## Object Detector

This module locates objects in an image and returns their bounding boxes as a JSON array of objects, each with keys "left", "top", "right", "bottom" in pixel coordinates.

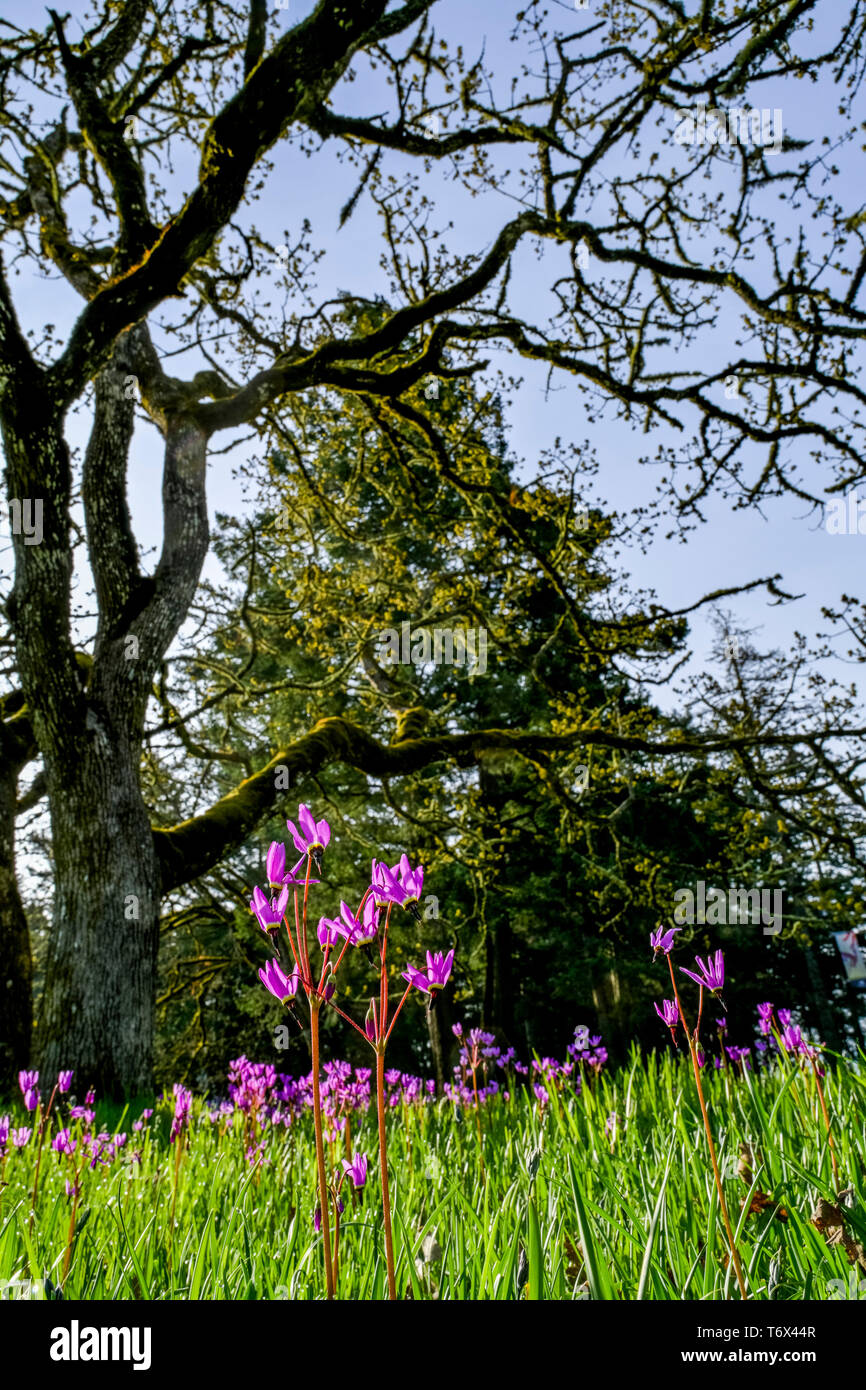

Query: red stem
[
  {"left": 310, "top": 1003, "right": 335, "bottom": 1300},
  {"left": 385, "top": 983, "right": 414, "bottom": 1043},
  {"left": 376, "top": 1049, "right": 397, "bottom": 1300},
  {"left": 667, "top": 955, "right": 748, "bottom": 1300},
  {"left": 326, "top": 999, "right": 373, "bottom": 1043}
]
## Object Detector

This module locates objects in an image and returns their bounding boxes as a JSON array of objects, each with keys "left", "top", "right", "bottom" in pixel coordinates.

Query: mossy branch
[{"left": 152, "top": 712, "right": 866, "bottom": 892}]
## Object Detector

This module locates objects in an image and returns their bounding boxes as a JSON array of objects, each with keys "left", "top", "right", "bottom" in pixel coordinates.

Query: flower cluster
[
  {"left": 170, "top": 1085, "right": 193, "bottom": 1144},
  {"left": 250, "top": 806, "right": 454, "bottom": 1034}
]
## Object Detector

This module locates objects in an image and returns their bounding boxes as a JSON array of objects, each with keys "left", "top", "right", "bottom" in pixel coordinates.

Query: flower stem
[
  {"left": 376, "top": 1048, "right": 397, "bottom": 1300},
  {"left": 167, "top": 1134, "right": 183, "bottom": 1280},
  {"left": 667, "top": 956, "right": 748, "bottom": 1299},
  {"left": 471, "top": 1065, "right": 486, "bottom": 1182},
  {"left": 61, "top": 1165, "right": 81, "bottom": 1288},
  {"left": 809, "top": 1056, "right": 840, "bottom": 1189},
  {"left": 310, "top": 1002, "right": 334, "bottom": 1300},
  {"left": 29, "top": 1084, "right": 58, "bottom": 1223},
  {"left": 331, "top": 1191, "right": 342, "bottom": 1292}
]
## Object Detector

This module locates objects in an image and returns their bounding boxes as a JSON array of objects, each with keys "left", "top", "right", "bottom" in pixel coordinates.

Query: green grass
[{"left": 2, "top": 1047, "right": 864, "bottom": 1300}]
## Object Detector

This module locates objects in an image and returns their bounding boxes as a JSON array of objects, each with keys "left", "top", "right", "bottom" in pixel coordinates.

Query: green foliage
[
  {"left": 150, "top": 339, "right": 862, "bottom": 1082},
  {"left": 2, "top": 1048, "right": 864, "bottom": 1300}
]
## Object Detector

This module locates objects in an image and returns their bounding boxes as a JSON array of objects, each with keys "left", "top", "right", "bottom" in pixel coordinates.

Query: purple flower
[
  {"left": 314, "top": 1200, "right": 343, "bottom": 1233},
  {"left": 777, "top": 1008, "right": 792, "bottom": 1028},
  {"left": 341, "top": 1151, "right": 368, "bottom": 1188},
  {"left": 250, "top": 884, "right": 289, "bottom": 933},
  {"left": 334, "top": 900, "right": 378, "bottom": 946},
  {"left": 18, "top": 1070, "right": 38, "bottom": 1095},
  {"left": 170, "top": 1085, "right": 193, "bottom": 1144},
  {"left": 397, "top": 854, "right": 424, "bottom": 917},
  {"left": 780, "top": 1024, "right": 803, "bottom": 1053},
  {"left": 317, "top": 916, "right": 341, "bottom": 948},
  {"left": 286, "top": 804, "right": 331, "bottom": 869},
  {"left": 11, "top": 1127, "right": 31, "bottom": 1148},
  {"left": 57, "top": 1070, "right": 74, "bottom": 1093},
  {"left": 370, "top": 858, "right": 407, "bottom": 909},
  {"left": 266, "top": 841, "right": 287, "bottom": 888},
  {"left": 361, "top": 896, "right": 380, "bottom": 940},
  {"left": 654, "top": 998, "right": 679, "bottom": 1029},
  {"left": 52, "top": 1129, "right": 76, "bottom": 1155},
  {"left": 756, "top": 1001, "right": 774, "bottom": 1034},
  {"left": 650, "top": 924, "right": 681, "bottom": 957},
  {"left": 259, "top": 958, "right": 301, "bottom": 1005},
  {"left": 402, "top": 949, "right": 455, "bottom": 995},
  {"left": 24, "top": 1087, "right": 40, "bottom": 1113},
  {"left": 680, "top": 949, "right": 725, "bottom": 994}
]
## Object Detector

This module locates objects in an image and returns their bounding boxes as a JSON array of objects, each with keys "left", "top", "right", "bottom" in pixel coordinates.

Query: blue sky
[{"left": 2, "top": 0, "right": 863, "bottom": 717}]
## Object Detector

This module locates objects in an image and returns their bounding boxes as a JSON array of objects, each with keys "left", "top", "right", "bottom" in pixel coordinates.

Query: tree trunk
[
  {"left": 0, "top": 766, "right": 33, "bottom": 1082},
  {"left": 3, "top": 351, "right": 210, "bottom": 1096},
  {"left": 478, "top": 763, "right": 516, "bottom": 1042},
  {"left": 591, "top": 938, "right": 631, "bottom": 1062},
  {"left": 803, "top": 944, "right": 842, "bottom": 1053},
  {"left": 425, "top": 988, "right": 454, "bottom": 1095},
  {"left": 37, "top": 729, "right": 160, "bottom": 1097},
  {"left": 483, "top": 917, "right": 515, "bottom": 1041}
]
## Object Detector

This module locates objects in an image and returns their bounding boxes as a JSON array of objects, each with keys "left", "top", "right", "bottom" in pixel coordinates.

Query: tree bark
[
  {"left": 37, "top": 730, "right": 160, "bottom": 1096},
  {"left": 479, "top": 763, "right": 516, "bottom": 1042},
  {"left": 483, "top": 917, "right": 515, "bottom": 1042},
  {"left": 425, "top": 987, "right": 454, "bottom": 1095},
  {"left": 803, "top": 944, "right": 843, "bottom": 1053},
  {"left": 591, "top": 938, "right": 631, "bottom": 1062},
  {"left": 3, "top": 346, "right": 210, "bottom": 1095},
  {"left": 0, "top": 765, "right": 33, "bottom": 1082}
]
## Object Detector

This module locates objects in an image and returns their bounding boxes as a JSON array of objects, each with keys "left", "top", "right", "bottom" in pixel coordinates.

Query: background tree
[
  {"left": 146, "top": 353, "right": 865, "bottom": 1085},
  {"left": 2, "top": 0, "right": 866, "bottom": 1091}
]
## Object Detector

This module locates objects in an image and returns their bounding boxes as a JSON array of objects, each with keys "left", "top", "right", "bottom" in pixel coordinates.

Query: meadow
[{"left": 2, "top": 1032, "right": 864, "bottom": 1302}]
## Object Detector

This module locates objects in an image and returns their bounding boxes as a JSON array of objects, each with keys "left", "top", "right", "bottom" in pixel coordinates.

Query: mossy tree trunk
[
  {"left": 4, "top": 348, "right": 210, "bottom": 1095},
  {"left": 0, "top": 761, "right": 33, "bottom": 1081},
  {"left": 38, "top": 733, "right": 161, "bottom": 1094}
]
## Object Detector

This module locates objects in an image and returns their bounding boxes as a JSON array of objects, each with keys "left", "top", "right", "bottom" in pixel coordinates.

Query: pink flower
[{"left": 402, "top": 949, "right": 454, "bottom": 995}]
